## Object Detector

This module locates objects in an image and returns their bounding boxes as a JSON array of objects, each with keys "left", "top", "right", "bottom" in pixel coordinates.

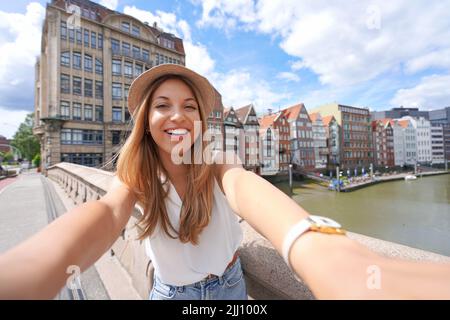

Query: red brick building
[{"left": 372, "top": 119, "right": 395, "bottom": 167}]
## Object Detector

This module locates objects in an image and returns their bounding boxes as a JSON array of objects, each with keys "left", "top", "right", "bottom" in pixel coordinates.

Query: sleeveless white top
[{"left": 144, "top": 178, "right": 243, "bottom": 286}]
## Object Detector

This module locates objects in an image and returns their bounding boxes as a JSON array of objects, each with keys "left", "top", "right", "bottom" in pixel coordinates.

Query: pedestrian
[{"left": 0, "top": 64, "right": 449, "bottom": 300}]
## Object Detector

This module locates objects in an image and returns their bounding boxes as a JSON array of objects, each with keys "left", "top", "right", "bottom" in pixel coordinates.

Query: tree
[{"left": 11, "top": 113, "right": 40, "bottom": 161}]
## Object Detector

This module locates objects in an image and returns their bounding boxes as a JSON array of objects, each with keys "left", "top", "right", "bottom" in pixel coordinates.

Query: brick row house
[
  {"left": 258, "top": 112, "right": 290, "bottom": 175},
  {"left": 281, "top": 104, "right": 315, "bottom": 171},
  {"left": 371, "top": 119, "right": 395, "bottom": 167},
  {"left": 322, "top": 115, "right": 340, "bottom": 169}
]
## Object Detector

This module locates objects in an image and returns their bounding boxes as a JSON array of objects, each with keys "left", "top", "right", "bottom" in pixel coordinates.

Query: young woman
[{"left": 0, "top": 64, "right": 449, "bottom": 300}]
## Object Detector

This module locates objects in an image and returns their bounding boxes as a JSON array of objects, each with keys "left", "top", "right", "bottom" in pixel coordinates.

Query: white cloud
[
  {"left": 0, "top": 107, "right": 29, "bottom": 139},
  {"left": 195, "top": 0, "right": 450, "bottom": 87},
  {"left": 98, "top": 0, "right": 119, "bottom": 11},
  {"left": 276, "top": 72, "right": 300, "bottom": 82},
  {"left": 390, "top": 74, "right": 450, "bottom": 110},
  {"left": 0, "top": 2, "right": 45, "bottom": 111},
  {"left": 124, "top": 6, "right": 288, "bottom": 111}
]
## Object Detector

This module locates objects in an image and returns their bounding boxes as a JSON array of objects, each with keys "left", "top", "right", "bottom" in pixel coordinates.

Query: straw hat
[{"left": 127, "top": 64, "right": 216, "bottom": 117}]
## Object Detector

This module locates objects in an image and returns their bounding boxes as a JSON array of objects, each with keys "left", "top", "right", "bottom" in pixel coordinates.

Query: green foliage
[
  {"left": 33, "top": 153, "right": 41, "bottom": 167},
  {"left": 11, "top": 113, "right": 40, "bottom": 161},
  {"left": 2, "top": 151, "right": 14, "bottom": 162}
]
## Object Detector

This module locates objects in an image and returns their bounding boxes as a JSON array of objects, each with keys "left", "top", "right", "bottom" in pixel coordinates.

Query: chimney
[{"left": 153, "top": 21, "right": 157, "bottom": 28}]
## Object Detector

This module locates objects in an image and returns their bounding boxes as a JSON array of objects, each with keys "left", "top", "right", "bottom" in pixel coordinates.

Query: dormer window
[
  {"left": 121, "top": 21, "right": 130, "bottom": 33},
  {"left": 132, "top": 24, "right": 140, "bottom": 37}
]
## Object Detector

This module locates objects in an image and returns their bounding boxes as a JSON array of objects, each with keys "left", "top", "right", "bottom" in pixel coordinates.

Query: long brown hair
[{"left": 116, "top": 75, "right": 215, "bottom": 245}]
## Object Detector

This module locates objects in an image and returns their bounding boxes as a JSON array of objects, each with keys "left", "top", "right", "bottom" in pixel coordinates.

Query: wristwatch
[{"left": 282, "top": 215, "right": 346, "bottom": 278}]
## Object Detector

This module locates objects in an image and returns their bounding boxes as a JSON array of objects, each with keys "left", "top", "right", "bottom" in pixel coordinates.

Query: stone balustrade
[{"left": 47, "top": 162, "right": 450, "bottom": 300}]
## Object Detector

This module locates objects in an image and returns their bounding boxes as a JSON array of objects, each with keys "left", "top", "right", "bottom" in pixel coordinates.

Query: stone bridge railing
[{"left": 47, "top": 162, "right": 450, "bottom": 300}]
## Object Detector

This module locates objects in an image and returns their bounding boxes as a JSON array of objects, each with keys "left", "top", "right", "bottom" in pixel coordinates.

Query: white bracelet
[
  {"left": 282, "top": 215, "right": 345, "bottom": 281},
  {"left": 281, "top": 217, "right": 314, "bottom": 280}
]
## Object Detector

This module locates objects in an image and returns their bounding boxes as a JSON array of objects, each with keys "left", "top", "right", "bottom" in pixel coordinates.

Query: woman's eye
[
  {"left": 185, "top": 105, "right": 197, "bottom": 110},
  {"left": 155, "top": 104, "right": 169, "bottom": 109}
]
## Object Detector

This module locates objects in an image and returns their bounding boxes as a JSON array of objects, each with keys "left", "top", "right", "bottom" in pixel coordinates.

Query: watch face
[{"left": 309, "top": 215, "right": 342, "bottom": 228}]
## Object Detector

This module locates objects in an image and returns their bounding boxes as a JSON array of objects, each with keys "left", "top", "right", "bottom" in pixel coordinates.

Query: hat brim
[{"left": 127, "top": 64, "right": 216, "bottom": 118}]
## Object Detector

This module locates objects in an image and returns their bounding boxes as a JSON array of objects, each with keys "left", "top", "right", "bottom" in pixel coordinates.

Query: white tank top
[{"left": 144, "top": 178, "right": 243, "bottom": 286}]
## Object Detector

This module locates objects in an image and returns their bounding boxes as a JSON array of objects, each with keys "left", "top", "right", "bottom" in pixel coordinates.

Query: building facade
[
  {"left": 281, "top": 104, "right": 315, "bottom": 171},
  {"left": 430, "top": 125, "right": 445, "bottom": 164},
  {"left": 393, "top": 119, "right": 416, "bottom": 166},
  {"left": 371, "top": 107, "right": 429, "bottom": 121},
  {"left": 309, "top": 113, "right": 328, "bottom": 169},
  {"left": 223, "top": 107, "right": 242, "bottom": 154},
  {"left": 311, "top": 103, "right": 373, "bottom": 170},
  {"left": 235, "top": 104, "right": 260, "bottom": 173},
  {"left": 401, "top": 116, "right": 432, "bottom": 164},
  {"left": 371, "top": 119, "right": 395, "bottom": 167},
  {"left": 429, "top": 106, "right": 450, "bottom": 161},
  {"left": 322, "top": 115, "right": 340, "bottom": 169},
  {"left": 33, "top": 0, "right": 188, "bottom": 170},
  {"left": 258, "top": 112, "right": 290, "bottom": 175}
]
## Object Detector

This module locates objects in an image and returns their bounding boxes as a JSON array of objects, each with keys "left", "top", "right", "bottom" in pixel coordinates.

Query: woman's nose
[{"left": 169, "top": 106, "right": 187, "bottom": 122}]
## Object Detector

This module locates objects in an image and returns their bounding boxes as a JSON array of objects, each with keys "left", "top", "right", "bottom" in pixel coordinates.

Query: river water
[{"left": 274, "top": 174, "right": 450, "bottom": 256}]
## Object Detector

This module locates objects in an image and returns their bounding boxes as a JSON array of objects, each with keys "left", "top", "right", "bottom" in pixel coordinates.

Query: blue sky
[{"left": 1, "top": 0, "right": 450, "bottom": 138}]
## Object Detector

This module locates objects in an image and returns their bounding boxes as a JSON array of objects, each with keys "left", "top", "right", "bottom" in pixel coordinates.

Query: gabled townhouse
[
  {"left": 393, "top": 119, "right": 416, "bottom": 166},
  {"left": 235, "top": 104, "right": 260, "bottom": 174},
  {"left": 258, "top": 112, "right": 290, "bottom": 175},
  {"left": 223, "top": 107, "right": 243, "bottom": 155},
  {"left": 371, "top": 119, "right": 395, "bottom": 167},
  {"left": 281, "top": 103, "right": 315, "bottom": 171},
  {"left": 322, "top": 115, "right": 340, "bottom": 169},
  {"left": 401, "top": 116, "right": 432, "bottom": 164}
]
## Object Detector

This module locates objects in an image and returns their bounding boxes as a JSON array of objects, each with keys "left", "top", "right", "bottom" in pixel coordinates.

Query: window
[
  {"left": 61, "top": 153, "right": 103, "bottom": 167},
  {"left": 122, "top": 42, "right": 130, "bottom": 56},
  {"left": 121, "top": 21, "right": 130, "bottom": 33},
  {"left": 95, "top": 81, "right": 103, "bottom": 98},
  {"left": 111, "top": 38, "right": 120, "bottom": 53},
  {"left": 91, "top": 32, "right": 96, "bottom": 49},
  {"left": 98, "top": 33, "right": 103, "bottom": 49},
  {"left": 124, "top": 84, "right": 130, "bottom": 101},
  {"left": 73, "top": 52, "right": 82, "bottom": 69},
  {"left": 142, "top": 49, "right": 149, "bottom": 62},
  {"left": 84, "top": 79, "right": 93, "bottom": 97},
  {"left": 112, "top": 59, "right": 121, "bottom": 76},
  {"left": 112, "top": 107, "right": 122, "bottom": 122},
  {"left": 61, "top": 129, "right": 71, "bottom": 144},
  {"left": 133, "top": 46, "right": 140, "bottom": 59},
  {"left": 124, "top": 61, "right": 133, "bottom": 77},
  {"left": 73, "top": 77, "right": 82, "bottom": 95},
  {"left": 69, "top": 27, "right": 75, "bottom": 43},
  {"left": 60, "top": 74, "right": 70, "bottom": 94},
  {"left": 73, "top": 103, "right": 82, "bottom": 120},
  {"left": 112, "top": 131, "right": 121, "bottom": 145},
  {"left": 60, "top": 101, "right": 70, "bottom": 119},
  {"left": 95, "top": 105, "right": 103, "bottom": 122},
  {"left": 112, "top": 83, "right": 122, "bottom": 100},
  {"left": 84, "top": 54, "right": 92, "bottom": 72},
  {"left": 95, "top": 58, "right": 103, "bottom": 74},
  {"left": 76, "top": 29, "right": 82, "bottom": 44},
  {"left": 155, "top": 53, "right": 160, "bottom": 65},
  {"left": 84, "top": 29, "right": 90, "bottom": 47},
  {"left": 84, "top": 105, "right": 93, "bottom": 121},
  {"left": 60, "top": 21, "right": 67, "bottom": 40},
  {"left": 61, "top": 52, "right": 70, "bottom": 67},
  {"left": 132, "top": 25, "right": 140, "bottom": 37},
  {"left": 134, "top": 63, "right": 143, "bottom": 77},
  {"left": 125, "top": 109, "right": 131, "bottom": 122}
]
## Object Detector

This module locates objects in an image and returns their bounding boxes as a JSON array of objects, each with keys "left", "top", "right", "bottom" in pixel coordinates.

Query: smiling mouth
[{"left": 164, "top": 128, "right": 190, "bottom": 141}]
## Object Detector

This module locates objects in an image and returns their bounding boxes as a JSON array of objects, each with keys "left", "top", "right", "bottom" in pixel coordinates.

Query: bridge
[{"left": 0, "top": 164, "right": 449, "bottom": 299}]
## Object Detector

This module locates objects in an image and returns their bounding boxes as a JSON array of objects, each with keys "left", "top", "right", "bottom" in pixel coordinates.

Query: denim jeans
[{"left": 149, "top": 257, "right": 247, "bottom": 300}]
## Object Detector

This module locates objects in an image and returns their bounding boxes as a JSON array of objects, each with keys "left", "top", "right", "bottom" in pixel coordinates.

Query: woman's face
[{"left": 148, "top": 78, "right": 201, "bottom": 157}]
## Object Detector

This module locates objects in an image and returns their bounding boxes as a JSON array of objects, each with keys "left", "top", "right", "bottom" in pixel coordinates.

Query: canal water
[{"left": 274, "top": 174, "right": 450, "bottom": 256}]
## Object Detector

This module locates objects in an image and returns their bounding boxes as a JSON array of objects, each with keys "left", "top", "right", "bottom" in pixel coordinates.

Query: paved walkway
[{"left": 0, "top": 173, "right": 48, "bottom": 254}]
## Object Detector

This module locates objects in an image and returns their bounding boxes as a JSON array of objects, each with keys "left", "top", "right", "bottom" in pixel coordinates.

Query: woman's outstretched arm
[
  {"left": 217, "top": 157, "right": 450, "bottom": 299},
  {"left": 0, "top": 177, "right": 137, "bottom": 299}
]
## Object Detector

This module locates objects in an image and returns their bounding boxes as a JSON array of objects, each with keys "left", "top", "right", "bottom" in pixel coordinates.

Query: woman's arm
[
  {"left": 217, "top": 157, "right": 450, "bottom": 299},
  {"left": 0, "top": 176, "right": 137, "bottom": 299}
]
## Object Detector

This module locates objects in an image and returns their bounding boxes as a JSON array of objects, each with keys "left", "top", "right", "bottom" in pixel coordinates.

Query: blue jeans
[{"left": 149, "top": 257, "right": 247, "bottom": 300}]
